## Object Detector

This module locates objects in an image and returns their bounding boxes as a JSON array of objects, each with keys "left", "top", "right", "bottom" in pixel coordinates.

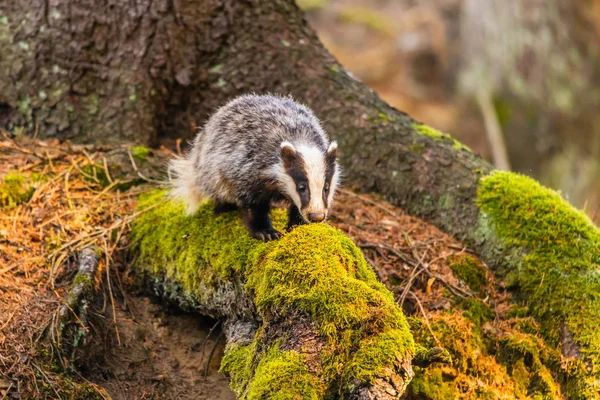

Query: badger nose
[{"left": 309, "top": 213, "right": 325, "bottom": 222}]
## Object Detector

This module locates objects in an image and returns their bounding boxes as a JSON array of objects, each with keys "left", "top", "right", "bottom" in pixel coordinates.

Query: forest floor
[{"left": 1, "top": 137, "right": 537, "bottom": 399}]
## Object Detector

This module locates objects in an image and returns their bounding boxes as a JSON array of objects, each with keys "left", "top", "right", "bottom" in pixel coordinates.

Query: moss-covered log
[{"left": 131, "top": 191, "right": 416, "bottom": 399}]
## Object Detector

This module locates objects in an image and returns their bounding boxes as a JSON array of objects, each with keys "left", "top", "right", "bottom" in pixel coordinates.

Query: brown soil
[{"left": 83, "top": 294, "right": 235, "bottom": 400}]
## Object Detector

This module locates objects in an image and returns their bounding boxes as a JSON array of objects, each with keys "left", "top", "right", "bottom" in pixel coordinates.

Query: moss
[
  {"left": 70, "top": 274, "right": 93, "bottom": 300},
  {"left": 220, "top": 342, "right": 257, "bottom": 397},
  {"left": 409, "top": 367, "right": 460, "bottom": 399},
  {"left": 129, "top": 145, "right": 150, "bottom": 161},
  {"left": 455, "top": 297, "right": 493, "bottom": 328},
  {"left": 246, "top": 345, "right": 321, "bottom": 399},
  {"left": 448, "top": 254, "right": 487, "bottom": 293},
  {"left": 342, "top": 329, "right": 414, "bottom": 390},
  {"left": 0, "top": 171, "right": 36, "bottom": 209},
  {"left": 497, "top": 329, "right": 562, "bottom": 398},
  {"left": 410, "top": 141, "right": 426, "bottom": 154},
  {"left": 132, "top": 190, "right": 415, "bottom": 396},
  {"left": 412, "top": 123, "right": 471, "bottom": 152},
  {"left": 408, "top": 313, "right": 524, "bottom": 399},
  {"left": 477, "top": 171, "right": 600, "bottom": 398},
  {"left": 80, "top": 164, "right": 111, "bottom": 187}
]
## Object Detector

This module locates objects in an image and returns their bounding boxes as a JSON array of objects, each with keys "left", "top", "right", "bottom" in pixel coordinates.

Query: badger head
[{"left": 276, "top": 140, "right": 340, "bottom": 223}]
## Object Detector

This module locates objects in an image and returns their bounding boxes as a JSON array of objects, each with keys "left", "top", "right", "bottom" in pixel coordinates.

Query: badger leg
[
  {"left": 213, "top": 201, "right": 239, "bottom": 215},
  {"left": 243, "top": 203, "right": 282, "bottom": 241},
  {"left": 286, "top": 205, "right": 306, "bottom": 231}
]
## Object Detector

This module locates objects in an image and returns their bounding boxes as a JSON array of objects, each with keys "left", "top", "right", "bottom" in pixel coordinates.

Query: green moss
[
  {"left": 477, "top": 171, "right": 600, "bottom": 398},
  {"left": 132, "top": 190, "right": 415, "bottom": 396},
  {"left": 71, "top": 274, "right": 93, "bottom": 294},
  {"left": 247, "top": 345, "right": 321, "bottom": 399},
  {"left": 129, "top": 146, "right": 151, "bottom": 161},
  {"left": 410, "top": 141, "right": 426, "bottom": 154},
  {"left": 412, "top": 123, "right": 471, "bottom": 151},
  {"left": 497, "top": 330, "right": 562, "bottom": 398},
  {"left": 409, "top": 367, "right": 460, "bottom": 399},
  {"left": 0, "top": 171, "right": 36, "bottom": 209},
  {"left": 456, "top": 297, "right": 493, "bottom": 328},
  {"left": 80, "top": 164, "right": 111, "bottom": 187},
  {"left": 408, "top": 313, "right": 524, "bottom": 399},
  {"left": 448, "top": 254, "right": 487, "bottom": 293},
  {"left": 342, "top": 330, "right": 414, "bottom": 390},
  {"left": 220, "top": 342, "right": 257, "bottom": 396}
]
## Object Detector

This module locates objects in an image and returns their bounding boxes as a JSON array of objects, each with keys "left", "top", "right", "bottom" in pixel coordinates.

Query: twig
[
  {"left": 199, "top": 321, "right": 221, "bottom": 368},
  {"left": 0, "top": 310, "right": 17, "bottom": 331},
  {"left": 425, "top": 271, "right": 471, "bottom": 298},
  {"left": 409, "top": 291, "right": 439, "bottom": 346},
  {"left": 399, "top": 250, "right": 428, "bottom": 306},
  {"left": 103, "top": 238, "right": 121, "bottom": 345},
  {"left": 359, "top": 242, "right": 414, "bottom": 265},
  {"left": 337, "top": 188, "right": 403, "bottom": 220},
  {"left": 32, "top": 363, "right": 63, "bottom": 400},
  {"left": 102, "top": 157, "right": 114, "bottom": 184},
  {"left": 126, "top": 149, "right": 164, "bottom": 184},
  {"left": 0, "top": 381, "right": 13, "bottom": 400},
  {"left": 48, "top": 199, "right": 167, "bottom": 281},
  {"left": 204, "top": 330, "right": 224, "bottom": 378}
]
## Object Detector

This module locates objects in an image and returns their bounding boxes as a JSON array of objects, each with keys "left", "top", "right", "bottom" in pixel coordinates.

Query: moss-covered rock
[
  {"left": 477, "top": 171, "right": 600, "bottom": 399},
  {"left": 132, "top": 190, "right": 415, "bottom": 398}
]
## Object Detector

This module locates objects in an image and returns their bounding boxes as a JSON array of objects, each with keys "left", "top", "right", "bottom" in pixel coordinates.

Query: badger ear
[
  {"left": 326, "top": 141, "right": 338, "bottom": 163},
  {"left": 280, "top": 141, "right": 297, "bottom": 168}
]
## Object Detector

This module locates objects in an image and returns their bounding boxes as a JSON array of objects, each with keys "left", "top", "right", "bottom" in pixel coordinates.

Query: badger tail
[{"left": 168, "top": 155, "right": 204, "bottom": 215}]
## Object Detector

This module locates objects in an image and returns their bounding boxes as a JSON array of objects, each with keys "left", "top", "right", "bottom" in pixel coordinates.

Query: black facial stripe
[
  {"left": 323, "top": 160, "right": 336, "bottom": 208},
  {"left": 286, "top": 158, "right": 310, "bottom": 208}
]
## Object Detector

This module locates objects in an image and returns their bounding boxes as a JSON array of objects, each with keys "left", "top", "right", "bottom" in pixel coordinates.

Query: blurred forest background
[{"left": 298, "top": 0, "right": 600, "bottom": 224}]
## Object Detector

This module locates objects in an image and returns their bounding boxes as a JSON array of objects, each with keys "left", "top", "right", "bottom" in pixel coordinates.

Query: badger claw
[{"left": 252, "top": 228, "right": 283, "bottom": 242}]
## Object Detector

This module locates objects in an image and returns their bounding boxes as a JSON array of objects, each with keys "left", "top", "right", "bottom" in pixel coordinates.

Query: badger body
[{"left": 169, "top": 94, "right": 341, "bottom": 241}]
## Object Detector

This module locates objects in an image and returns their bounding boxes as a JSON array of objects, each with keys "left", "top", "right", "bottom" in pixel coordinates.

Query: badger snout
[{"left": 308, "top": 212, "right": 325, "bottom": 222}]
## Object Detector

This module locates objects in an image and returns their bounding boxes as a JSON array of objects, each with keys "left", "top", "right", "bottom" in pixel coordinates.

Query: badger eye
[
  {"left": 324, "top": 184, "right": 330, "bottom": 193},
  {"left": 297, "top": 182, "right": 307, "bottom": 193}
]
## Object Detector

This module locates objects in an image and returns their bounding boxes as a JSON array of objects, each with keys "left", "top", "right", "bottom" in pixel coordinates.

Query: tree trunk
[
  {"left": 2, "top": 0, "right": 599, "bottom": 398},
  {"left": 131, "top": 191, "right": 416, "bottom": 399},
  {"left": 0, "top": 0, "right": 491, "bottom": 268}
]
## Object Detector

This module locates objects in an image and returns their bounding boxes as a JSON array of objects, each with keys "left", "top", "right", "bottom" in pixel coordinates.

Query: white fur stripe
[{"left": 296, "top": 144, "right": 326, "bottom": 214}]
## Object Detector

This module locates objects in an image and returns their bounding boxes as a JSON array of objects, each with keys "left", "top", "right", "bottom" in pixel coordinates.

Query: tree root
[{"left": 47, "top": 246, "right": 101, "bottom": 369}]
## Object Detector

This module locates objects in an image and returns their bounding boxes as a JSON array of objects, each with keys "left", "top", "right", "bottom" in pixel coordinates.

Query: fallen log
[{"left": 131, "top": 190, "right": 417, "bottom": 399}]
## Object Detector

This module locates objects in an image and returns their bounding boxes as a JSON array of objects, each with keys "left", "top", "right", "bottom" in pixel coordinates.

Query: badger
[{"left": 169, "top": 94, "right": 341, "bottom": 241}]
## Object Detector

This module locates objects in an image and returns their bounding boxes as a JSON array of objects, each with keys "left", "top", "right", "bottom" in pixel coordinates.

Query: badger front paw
[{"left": 251, "top": 228, "right": 283, "bottom": 242}]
